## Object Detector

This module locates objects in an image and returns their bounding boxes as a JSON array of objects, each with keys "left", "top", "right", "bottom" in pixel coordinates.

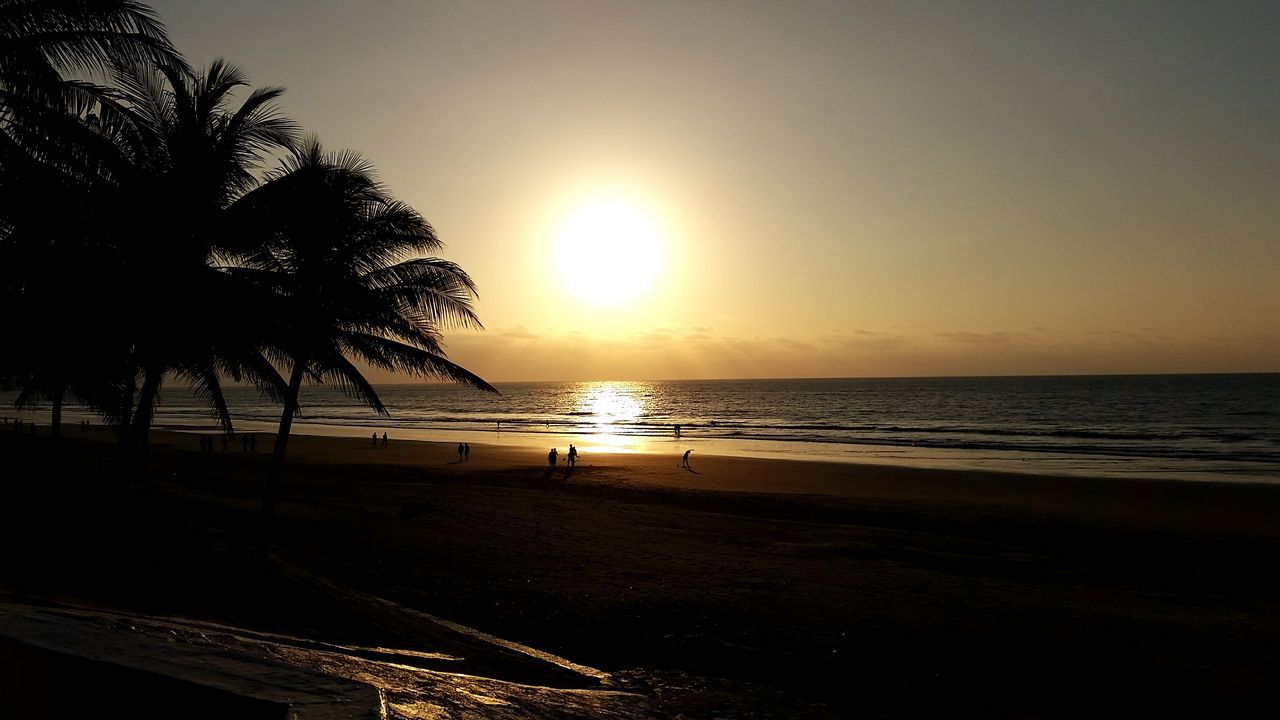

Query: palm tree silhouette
[
  {"left": 2, "top": 4, "right": 495, "bottom": 478},
  {"left": 0, "top": 0, "right": 184, "bottom": 145},
  {"left": 1, "top": 0, "right": 185, "bottom": 444},
  {"left": 98, "top": 59, "right": 298, "bottom": 467},
  {"left": 231, "top": 140, "right": 496, "bottom": 517}
]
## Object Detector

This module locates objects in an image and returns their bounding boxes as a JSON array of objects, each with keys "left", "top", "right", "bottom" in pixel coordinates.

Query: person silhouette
[
  {"left": 372, "top": 432, "right": 378, "bottom": 446},
  {"left": 458, "top": 442, "right": 465, "bottom": 461},
  {"left": 381, "top": 432, "right": 388, "bottom": 447},
  {"left": 464, "top": 442, "right": 470, "bottom": 461},
  {"left": 249, "top": 435, "right": 257, "bottom": 452},
  {"left": 674, "top": 423, "right": 681, "bottom": 438},
  {"left": 548, "top": 448, "right": 558, "bottom": 468},
  {"left": 682, "top": 449, "right": 693, "bottom": 469},
  {"left": 568, "top": 444, "right": 577, "bottom": 467}
]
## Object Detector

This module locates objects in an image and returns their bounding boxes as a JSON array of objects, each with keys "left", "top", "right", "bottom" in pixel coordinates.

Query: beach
[{"left": 4, "top": 425, "right": 1280, "bottom": 717}]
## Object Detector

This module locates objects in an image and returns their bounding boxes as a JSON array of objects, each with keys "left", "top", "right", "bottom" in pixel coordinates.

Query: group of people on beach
[
  {"left": 372, "top": 432, "right": 388, "bottom": 446},
  {"left": 457, "top": 442, "right": 471, "bottom": 461},
  {"left": 548, "top": 444, "right": 578, "bottom": 469},
  {"left": 4, "top": 417, "right": 34, "bottom": 433}
]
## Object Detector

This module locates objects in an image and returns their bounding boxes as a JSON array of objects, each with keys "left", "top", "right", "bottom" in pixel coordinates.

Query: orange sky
[{"left": 153, "top": 1, "right": 1279, "bottom": 381}]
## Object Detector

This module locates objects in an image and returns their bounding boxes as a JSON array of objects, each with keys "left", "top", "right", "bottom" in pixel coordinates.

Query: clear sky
[{"left": 151, "top": 0, "right": 1279, "bottom": 381}]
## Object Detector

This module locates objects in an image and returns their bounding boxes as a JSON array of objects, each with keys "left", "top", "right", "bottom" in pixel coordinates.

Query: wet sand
[{"left": 4, "top": 426, "right": 1280, "bottom": 717}]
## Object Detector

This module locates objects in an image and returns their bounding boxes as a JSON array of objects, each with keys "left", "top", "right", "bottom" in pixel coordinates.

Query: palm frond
[
  {"left": 313, "top": 352, "right": 388, "bottom": 415},
  {"left": 340, "top": 332, "right": 496, "bottom": 393}
]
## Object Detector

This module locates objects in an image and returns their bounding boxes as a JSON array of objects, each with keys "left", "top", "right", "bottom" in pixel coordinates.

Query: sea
[{"left": 7, "top": 374, "right": 1279, "bottom": 482}]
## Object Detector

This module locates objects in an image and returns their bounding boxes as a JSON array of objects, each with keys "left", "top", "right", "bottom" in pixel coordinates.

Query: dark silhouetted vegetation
[{"left": 0, "top": 0, "right": 495, "bottom": 495}]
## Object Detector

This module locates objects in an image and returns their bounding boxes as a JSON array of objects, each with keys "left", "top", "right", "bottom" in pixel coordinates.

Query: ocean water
[{"left": 8, "top": 374, "right": 1280, "bottom": 482}]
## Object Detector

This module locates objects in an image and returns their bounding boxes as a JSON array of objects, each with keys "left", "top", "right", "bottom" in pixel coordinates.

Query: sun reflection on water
[{"left": 571, "top": 381, "right": 649, "bottom": 451}]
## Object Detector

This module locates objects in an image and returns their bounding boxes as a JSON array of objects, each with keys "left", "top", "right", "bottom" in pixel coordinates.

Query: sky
[{"left": 151, "top": 0, "right": 1279, "bottom": 381}]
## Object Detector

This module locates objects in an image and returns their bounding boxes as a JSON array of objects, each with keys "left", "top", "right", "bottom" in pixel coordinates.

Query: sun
[{"left": 555, "top": 200, "right": 663, "bottom": 306}]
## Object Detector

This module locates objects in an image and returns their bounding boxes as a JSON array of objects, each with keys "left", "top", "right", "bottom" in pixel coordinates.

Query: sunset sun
[{"left": 555, "top": 200, "right": 663, "bottom": 306}]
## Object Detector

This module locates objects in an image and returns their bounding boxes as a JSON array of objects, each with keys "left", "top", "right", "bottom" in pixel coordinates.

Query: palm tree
[
  {"left": 229, "top": 140, "right": 496, "bottom": 517},
  {"left": 0, "top": 0, "right": 184, "bottom": 150},
  {"left": 0, "top": 0, "right": 185, "bottom": 441},
  {"left": 98, "top": 58, "right": 298, "bottom": 465}
]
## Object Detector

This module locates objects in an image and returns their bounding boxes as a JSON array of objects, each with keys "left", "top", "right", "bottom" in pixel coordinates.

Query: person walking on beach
[
  {"left": 682, "top": 449, "right": 693, "bottom": 469},
  {"left": 372, "top": 432, "right": 378, "bottom": 446},
  {"left": 464, "top": 443, "right": 470, "bottom": 461},
  {"left": 548, "top": 448, "right": 558, "bottom": 468},
  {"left": 674, "top": 423, "right": 681, "bottom": 438},
  {"left": 381, "top": 432, "right": 388, "bottom": 447},
  {"left": 568, "top": 444, "right": 578, "bottom": 467},
  {"left": 457, "top": 442, "right": 465, "bottom": 461}
]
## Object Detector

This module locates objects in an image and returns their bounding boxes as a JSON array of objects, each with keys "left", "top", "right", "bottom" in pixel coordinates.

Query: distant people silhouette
[
  {"left": 372, "top": 432, "right": 378, "bottom": 446},
  {"left": 568, "top": 444, "right": 577, "bottom": 467},
  {"left": 381, "top": 432, "right": 388, "bottom": 447},
  {"left": 682, "top": 449, "right": 693, "bottom": 469},
  {"left": 457, "top": 442, "right": 464, "bottom": 461},
  {"left": 548, "top": 448, "right": 558, "bottom": 468},
  {"left": 464, "top": 443, "right": 470, "bottom": 461},
  {"left": 674, "top": 423, "right": 681, "bottom": 438}
]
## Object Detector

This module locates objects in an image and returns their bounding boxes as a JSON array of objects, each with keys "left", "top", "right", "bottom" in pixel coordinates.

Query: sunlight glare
[
  {"left": 576, "top": 381, "right": 646, "bottom": 425},
  {"left": 555, "top": 201, "right": 662, "bottom": 306}
]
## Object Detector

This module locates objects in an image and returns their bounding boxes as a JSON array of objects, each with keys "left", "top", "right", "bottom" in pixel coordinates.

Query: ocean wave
[{"left": 16, "top": 374, "right": 1278, "bottom": 479}]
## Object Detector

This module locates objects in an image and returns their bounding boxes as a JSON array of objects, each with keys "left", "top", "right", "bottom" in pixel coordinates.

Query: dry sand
[{"left": 4, "top": 425, "right": 1280, "bottom": 717}]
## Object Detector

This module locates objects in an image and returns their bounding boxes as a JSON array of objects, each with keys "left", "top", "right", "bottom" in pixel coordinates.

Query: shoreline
[
  {"left": 145, "top": 419, "right": 1280, "bottom": 484},
  {"left": 9, "top": 402, "right": 1275, "bottom": 483},
  {"left": 119, "top": 426, "right": 1280, "bottom": 539}
]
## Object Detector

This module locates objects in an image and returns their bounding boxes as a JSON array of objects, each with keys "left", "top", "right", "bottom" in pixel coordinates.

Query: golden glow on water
[
  {"left": 566, "top": 381, "right": 652, "bottom": 453},
  {"left": 575, "top": 381, "right": 647, "bottom": 425}
]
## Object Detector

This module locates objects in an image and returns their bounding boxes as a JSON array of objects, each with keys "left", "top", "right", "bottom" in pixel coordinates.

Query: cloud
[
  {"left": 935, "top": 330, "right": 1028, "bottom": 344},
  {"left": 498, "top": 325, "right": 541, "bottom": 340}
]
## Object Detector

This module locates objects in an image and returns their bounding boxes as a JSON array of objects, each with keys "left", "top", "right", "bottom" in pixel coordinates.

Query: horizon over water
[{"left": 10, "top": 373, "right": 1278, "bottom": 483}]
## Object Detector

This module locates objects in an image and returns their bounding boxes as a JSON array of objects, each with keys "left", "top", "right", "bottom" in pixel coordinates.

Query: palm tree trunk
[
  {"left": 112, "top": 372, "right": 137, "bottom": 482},
  {"left": 129, "top": 366, "right": 164, "bottom": 477},
  {"left": 50, "top": 385, "right": 64, "bottom": 446},
  {"left": 263, "top": 360, "right": 306, "bottom": 519}
]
